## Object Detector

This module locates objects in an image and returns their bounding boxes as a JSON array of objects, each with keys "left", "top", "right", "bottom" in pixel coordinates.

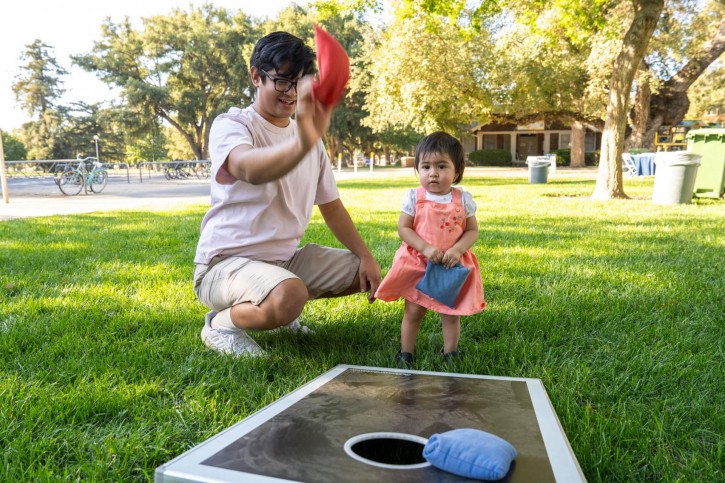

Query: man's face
[{"left": 251, "top": 66, "right": 301, "bottom": 127}]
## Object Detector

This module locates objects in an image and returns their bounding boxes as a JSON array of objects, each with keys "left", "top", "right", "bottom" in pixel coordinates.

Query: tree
[
  {"left": 362, "top": 0, "right": 608, "bottom": 164},
  {"left": 12, "top": 40, "right": 67, "bottom": 117},
  {"left": 362, "top": 4, "right": 491, "bottom": 135},
  {"left": 628, "top": 1, "right": 725, "bottom": 148},
  {"left": 125, "top": 126, "right": 169, "bottom": 164},
  {"left": 686, "top": 60, "right": 725, "bottom": 121},
  {"left": 12, "top": 40, "right": 68, "bottom": 160},
  {"left": 54, "top": 102, "right": 127, "bottom": 163},
  {"left": 74, "top": 5, "right": 258, "bottom": 160},
  {"left": 0, "top": 130, "right": 27, "bottom": 161},
  {"left": 592, "top": 0, "right": 663, "bottom": 200}
]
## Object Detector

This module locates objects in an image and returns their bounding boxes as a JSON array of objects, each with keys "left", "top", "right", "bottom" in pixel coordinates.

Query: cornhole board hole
[{"left": 155, "top": 365, "right": 584, "bottom": 482}]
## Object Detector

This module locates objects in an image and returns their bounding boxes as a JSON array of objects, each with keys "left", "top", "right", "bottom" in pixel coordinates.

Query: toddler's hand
[
  {"left": 442, "top": 249, "right": 462, "bottom": 269},
  {"left": 423, "top": 245, "right": 444, "bottom": 264}
]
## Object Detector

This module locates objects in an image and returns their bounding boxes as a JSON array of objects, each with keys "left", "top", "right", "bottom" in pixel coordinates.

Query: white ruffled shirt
[{"left": 401, "top": 187, "right": 477, "bottom": 217}]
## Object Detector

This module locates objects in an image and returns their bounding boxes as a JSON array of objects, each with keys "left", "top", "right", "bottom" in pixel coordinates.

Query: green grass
[{"left": 1, "top": 173, "right": 723, "bottom": 481}]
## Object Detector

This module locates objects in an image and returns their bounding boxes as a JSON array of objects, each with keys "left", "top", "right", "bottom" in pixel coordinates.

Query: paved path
[
  {"left": 1, "top": 175, "right": 211, "bottom": 221},
  {"left": 1, "top": 167, "right": 598, "bottom": 221}
]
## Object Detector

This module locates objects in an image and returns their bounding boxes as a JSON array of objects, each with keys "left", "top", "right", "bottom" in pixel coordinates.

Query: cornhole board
[{"left": 155, "top": 365, "right": 585, "bottom": 482}]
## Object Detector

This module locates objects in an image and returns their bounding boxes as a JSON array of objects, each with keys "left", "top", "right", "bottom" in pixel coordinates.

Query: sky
[{"left": 0, "top": 0, "right": 304, "bottom": 132}]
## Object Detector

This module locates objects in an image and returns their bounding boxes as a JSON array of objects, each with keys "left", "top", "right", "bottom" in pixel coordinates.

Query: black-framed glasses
[{"left": 258, "top": 68, "right": 298, "bottom": 93}]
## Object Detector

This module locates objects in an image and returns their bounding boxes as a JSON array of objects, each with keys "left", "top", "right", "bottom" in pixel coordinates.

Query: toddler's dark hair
[
  {"left": 250, "top": 31, "right": 316, "bottom": 80},
  {"left": 414, "top": 131, "right": 465, "bottom": 184}
]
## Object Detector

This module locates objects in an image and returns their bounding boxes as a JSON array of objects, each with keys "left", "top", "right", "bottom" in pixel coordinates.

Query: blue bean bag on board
[{"left": 423, "top": 429, "right": 517, "bottom": 480}]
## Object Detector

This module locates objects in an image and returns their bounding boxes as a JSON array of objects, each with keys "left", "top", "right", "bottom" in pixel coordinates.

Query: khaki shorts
[{"left": 193, "top": 243, "right": 360, "bottom": 312}]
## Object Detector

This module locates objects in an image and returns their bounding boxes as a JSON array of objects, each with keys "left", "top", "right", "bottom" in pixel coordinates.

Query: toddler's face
[{"left": 418, "top": 152, "right": 457, "bottom": 195}]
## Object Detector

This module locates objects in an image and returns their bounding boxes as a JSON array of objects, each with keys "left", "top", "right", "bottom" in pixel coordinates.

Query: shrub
[
  {"left": 553, "top": 149, "right": 600, "bottom": 167},
  {"left": 468, "top": 149, "right": 512, "bottom": 166}
]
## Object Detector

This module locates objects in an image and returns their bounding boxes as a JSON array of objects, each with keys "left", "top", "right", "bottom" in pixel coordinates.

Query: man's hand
[
  {"left": 358, "top": 255, "right": 381, "bottom": 303},
  {"left": 296, "top": 76, "right": 333, "bottom": 153}
]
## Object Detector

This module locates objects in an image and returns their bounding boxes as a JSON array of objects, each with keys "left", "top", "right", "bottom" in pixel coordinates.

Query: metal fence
[
  {"left": 4, "top": 159, "right": 131, "bottom": 183},
  {"left": 137, "top": 161, "right": 211, "bottom": 183},
  {"left": 3, "top": 159, "right": 211, "bottom": 184}
]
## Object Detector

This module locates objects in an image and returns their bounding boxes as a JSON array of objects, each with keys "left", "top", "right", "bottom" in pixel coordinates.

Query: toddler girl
[{"left": 376, "top": 132, "right": 485, "bottom": 367}]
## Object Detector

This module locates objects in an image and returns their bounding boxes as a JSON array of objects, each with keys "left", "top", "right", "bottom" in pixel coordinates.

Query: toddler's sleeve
[
  {"left": 401, "top": 188, "right": 417, "bottom": 216},
  {"left": 462, "top": 191, "right": 477, "bottom": 216}
]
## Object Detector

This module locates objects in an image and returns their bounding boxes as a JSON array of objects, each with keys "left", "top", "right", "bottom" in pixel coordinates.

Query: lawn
[{"left": 1, "top": 173, "right": 723, "bottom": 481}]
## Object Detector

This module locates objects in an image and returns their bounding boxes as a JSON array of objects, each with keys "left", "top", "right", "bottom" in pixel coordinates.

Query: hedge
[
  {"left": 468, "top": 149, "right": 512, "bottom": 166},
  {"left": 553, "top": 149, "right": 600, "bottom": 167}
]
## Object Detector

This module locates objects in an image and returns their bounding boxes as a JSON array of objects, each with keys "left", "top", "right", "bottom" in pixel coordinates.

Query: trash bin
[
  {"left": 687, "top": 128, "right": 725, "bottom": 199},
  {"left": 526, "top": 156, "right": 551, "bottom": 184},
  {"left": 652, "top": 152, "right": 702, "bottom": 205}
]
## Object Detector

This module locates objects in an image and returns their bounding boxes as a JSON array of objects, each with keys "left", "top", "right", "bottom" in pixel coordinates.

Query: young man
[{"left": 193, "top": 31, "right": 380, "bottom": 356}]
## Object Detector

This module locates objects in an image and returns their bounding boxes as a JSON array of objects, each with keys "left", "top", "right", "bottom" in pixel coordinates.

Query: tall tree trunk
[
  {"left": 570, "top": 121, "right": 586, "bottom": 168},
  {"left": 324, "top": 134, "right": 340, "bottom": 165},
  {"left": 628, "top": 15, "right": 725, "bottom": 149},
  {"left": 592, "top": 0, "right": 663, "bottom": 200},
  {"left": 626, "top": 62, "right": 652, "bottom": 150}
]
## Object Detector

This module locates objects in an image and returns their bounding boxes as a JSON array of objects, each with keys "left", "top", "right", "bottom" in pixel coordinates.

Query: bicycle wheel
[
  {"left": 89, "top": 169, "right": 108, "bottom": 193},
  {"left": 58, "top": 169, "right": 84, "bottom": 196},
  {"left": 196, "top": 164, "right": 210, "bottom": 179}
]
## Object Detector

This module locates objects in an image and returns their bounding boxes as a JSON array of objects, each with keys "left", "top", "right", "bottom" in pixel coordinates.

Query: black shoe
[
  {"left": 442, "top": 350, "right": 460, "bottom": 364},
  {"left": 395, "top": 351, "right": 414, "bottom": 369}
]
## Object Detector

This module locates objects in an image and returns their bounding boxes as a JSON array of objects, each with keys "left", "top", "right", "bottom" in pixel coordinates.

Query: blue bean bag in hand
[
  {"left": 423, "top": 429, "right": 517, "bottom": 480},
  {"left": 415, "top": 261, "right": 470, "bottom": 308}
]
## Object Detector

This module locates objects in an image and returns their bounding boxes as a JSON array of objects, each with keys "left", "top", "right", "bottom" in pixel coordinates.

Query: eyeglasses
[{"left": 258, "top": 68, "right": 298, "bottom": 93}]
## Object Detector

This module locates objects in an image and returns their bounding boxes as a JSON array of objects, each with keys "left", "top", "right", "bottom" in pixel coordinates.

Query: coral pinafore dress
[{"left": 376, "top": 187, "right": 485, "bottom": 315}]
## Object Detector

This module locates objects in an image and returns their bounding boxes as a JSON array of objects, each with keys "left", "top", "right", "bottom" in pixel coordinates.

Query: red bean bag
[{"left": 312, "top": 25, "right": 350, "bottom": 106}]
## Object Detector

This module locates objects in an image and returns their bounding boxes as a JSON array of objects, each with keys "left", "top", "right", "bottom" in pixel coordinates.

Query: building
[{"left": 467, "top": 120, "right": 602, "bottom": 163}]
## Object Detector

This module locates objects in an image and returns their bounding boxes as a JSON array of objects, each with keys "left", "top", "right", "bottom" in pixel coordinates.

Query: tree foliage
[
  {"left": 9, "top": 0, "right": 721, "bottom": 192},
  {"left": 53, "top": 102, "right": 128, "bottom": 163},
  {"left": 686, "top": 60, "right": 725, "bottom": 120},
  {"left": 363, "top": 1, "right": 491, "bottom": 135},
  {"left": 73, "top": 5, "right": 258, "bottom": 160},
  {"left": 1, "top": 130, "right": 27, "bottom": 161},
  {"left": 12, "top": 40, "right": 68, "bottom": 161},
  {"left": 12, "top": 40, "right": 67, "bottom": 118},
  {"left": 629, "top": 1, "right": 725, "bottom": 148}
]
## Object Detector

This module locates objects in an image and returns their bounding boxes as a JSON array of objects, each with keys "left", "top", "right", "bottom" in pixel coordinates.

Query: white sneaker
[
  {"left": 200, "top": 311, "right": 265, "bottom": 357},
  {"left": 271, "top": 318, "right": 314, "bottom": 334}
]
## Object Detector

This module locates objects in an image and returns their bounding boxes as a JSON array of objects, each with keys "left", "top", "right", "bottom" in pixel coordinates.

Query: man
[{"left": 193, "top": 31, "right": 380, "bottom": 356}]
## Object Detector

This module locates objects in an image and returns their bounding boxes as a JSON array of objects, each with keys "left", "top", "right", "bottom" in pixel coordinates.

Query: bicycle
[
  {"left": 163, "top": 162, "right": 191, "bottom": 180},
  {"left": 57, "top": 158, "right": 108, "bottom": 196},
  {"left": 194, "top": 162, "right": 210, "bottom": 179}
]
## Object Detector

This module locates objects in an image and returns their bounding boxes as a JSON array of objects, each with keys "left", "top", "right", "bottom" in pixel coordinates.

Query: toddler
[{"left": 376, "top": 132, "right": 485, "bottom": 367}]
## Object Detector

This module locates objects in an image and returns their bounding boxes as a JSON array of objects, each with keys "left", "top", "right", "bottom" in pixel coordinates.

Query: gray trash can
[
  {"left": 526, "top": 157, "right": 551, "bottom": 184},
  {"left": 652, "top": 152, "right": 702, "bottom": 205}
]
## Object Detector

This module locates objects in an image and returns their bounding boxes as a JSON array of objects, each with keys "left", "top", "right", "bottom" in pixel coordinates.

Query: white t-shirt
[
  {"left": 194, "top": 106, "right": 339, "bottom": 264},
  {"left": 401, "top": 187, "right": 477, "bottom": 217}
]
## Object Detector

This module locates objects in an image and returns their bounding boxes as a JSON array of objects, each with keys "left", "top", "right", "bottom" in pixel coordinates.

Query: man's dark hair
[
  {"left": 414, "top": 131, "right": 466, "bottom": 184},
  {"left": 250, "top": 31, "right": 316, "bottom": 79}
]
